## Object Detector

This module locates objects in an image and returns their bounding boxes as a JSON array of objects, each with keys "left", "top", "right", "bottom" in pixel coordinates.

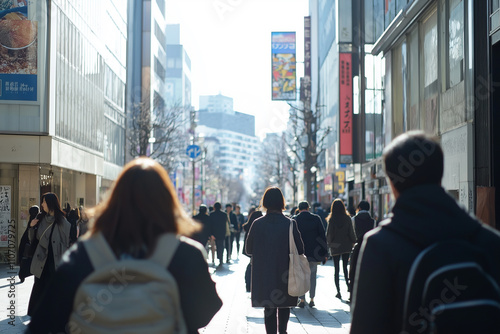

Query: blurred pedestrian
[
  {"left": 233, "top": 204, "right": 244, "bottom": 255},
  {"left": 326, "top": 198, "right": 356, "bottom": 300},
  {"left": 226, "top": 203, "right": 237, "bottom": 261},
  {"left": 246, "top": 187, "right": 305, "bottom": 334},
  {"left": 209, "top": 202, "right": 229, "bottom": 267},
  {"left": 348, "top": 200, "right": 376, "bottom": 301},
  {"left": 242, "top": 206, "right": 263, "bottom": 292},
  {"left": 192, "top": 204, "right": 210, "bottom": 247},
  {"left": 28, "top": 157, "right": 222, "bottom": 334},
  {"left": 76, "top": 206, "right": 89, "bottom": 238},
  {"left": 294, "top": 201, "right": 328, "bottom": 308},
  {"left": 27, "top": 192, "right": 73, "bottom": 316}
]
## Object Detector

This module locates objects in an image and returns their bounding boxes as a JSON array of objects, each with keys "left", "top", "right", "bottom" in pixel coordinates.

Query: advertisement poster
[
  {"left": 271, "top": 31, "right": 296, "bottom": 101},
  {"left": 339, "top": 53, "right": 353, "bottom": 163},
  {"left": 0, "top": 0, "right": 37, "bottom": 101},
  {"left": 0, "top": 185, "right": 11, "bottom": 247}
]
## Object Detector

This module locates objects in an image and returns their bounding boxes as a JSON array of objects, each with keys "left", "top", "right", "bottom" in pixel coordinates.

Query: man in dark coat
[
  {"left": 350, "top": 131, "right": 500, "bottom": 334},
  {"left": 294, "top": 201, "right": 328, "bottom": 308},
  {"left": 209, "top": 202, "right": 229, "bottom": 267},
  {"left": 192, "top": 204, "right": 210, "bottom": 247},
  {"left": 348, "top": 200, "right": 376, "bottom": 301},
  {"left": 226, "top": 203, "right": 238, "bottom": 261}
]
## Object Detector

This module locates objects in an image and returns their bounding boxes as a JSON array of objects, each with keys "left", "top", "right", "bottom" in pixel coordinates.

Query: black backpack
[{"left": 401, "top": 239, "right": 500, "bottom": 334}]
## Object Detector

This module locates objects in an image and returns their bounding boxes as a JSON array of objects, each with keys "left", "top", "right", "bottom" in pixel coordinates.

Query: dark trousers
[
  {"left": 264, "top": 307, "right": 290, "bottom": 334},
  {"left": 225, "top": 236, "right": 231, "bottom": 261},
  {"left": 231, "top": 231, "right": 241, "bottom": 255},
  {"left": 215, "top": 238, "right": 225, "bottom": 264},
  {"left": 333, "top": 253, "right": 350, "bottom": 293}
]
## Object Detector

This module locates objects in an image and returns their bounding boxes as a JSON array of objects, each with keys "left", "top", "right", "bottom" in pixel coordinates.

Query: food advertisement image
[{"left": 0, "top": 0, "right": 37, "bottom": 101}]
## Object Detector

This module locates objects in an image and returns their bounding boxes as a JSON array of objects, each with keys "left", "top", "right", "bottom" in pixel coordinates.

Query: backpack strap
[
  {"left": 149, "top": 233, "right": 180, "bottom": 268},
  {"left": 83, "top": 233, "right": 117, "bottom": 269}
]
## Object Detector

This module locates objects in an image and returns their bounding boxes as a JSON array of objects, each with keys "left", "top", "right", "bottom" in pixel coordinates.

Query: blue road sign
[{"left": 186, "top": 145, "right": 201, "bottom": 159}]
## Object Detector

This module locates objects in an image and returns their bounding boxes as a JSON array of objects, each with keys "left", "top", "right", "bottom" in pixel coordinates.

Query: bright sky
[{"left": 165, "top": 0, "right": 309, "bottom": 139}]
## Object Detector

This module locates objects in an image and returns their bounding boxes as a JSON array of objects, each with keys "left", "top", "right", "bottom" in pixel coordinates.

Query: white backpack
[{"left": 69, "top": 233, "right": 187, "bottom": 334}]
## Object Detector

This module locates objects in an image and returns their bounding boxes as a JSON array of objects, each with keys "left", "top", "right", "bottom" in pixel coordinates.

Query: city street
[{"left": 0, "top": 248, "right": 352, "bottom": 334}]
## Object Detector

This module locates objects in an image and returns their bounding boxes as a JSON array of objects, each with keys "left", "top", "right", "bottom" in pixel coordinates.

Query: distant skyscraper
[{"left": 197, "top": 94, "right": 260, "bottom": 179}]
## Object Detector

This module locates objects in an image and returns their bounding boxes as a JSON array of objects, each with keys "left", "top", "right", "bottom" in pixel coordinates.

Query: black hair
[
  {"left": 214, "top": 202, "right": 222, "bottom": 210},
  {"left": 199, "top": 205, "right": 208, "bottom": 214},
  {"left": 383, "top": 131, "right": 443, "bottom": 194},
  {"left": 298, "top": 201, "right": 309, "bottom": 211},
  {"left": 261, "top": 187, "right": 285, "bottom": 211},
  {"left": 358, "top": 200, "right": 370, "bottom": 211}
]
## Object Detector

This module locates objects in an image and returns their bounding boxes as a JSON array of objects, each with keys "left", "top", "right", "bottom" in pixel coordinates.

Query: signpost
[{"left": 186, "top": 145, "right": 201, "bottom": 159}]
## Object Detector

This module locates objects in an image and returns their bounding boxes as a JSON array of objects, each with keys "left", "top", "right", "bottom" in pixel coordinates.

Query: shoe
[
  {"left": 297, "top": 300, "right": 305, "bottom": 308},
  {"left": 226, "top": 260, "right": 231, "bottom": 264},
  {"left": 335, "top": 292, "right": 342, "bottom": 299},
  {"left": 309, "top": 301, "right": 315, "bottom": 308}
]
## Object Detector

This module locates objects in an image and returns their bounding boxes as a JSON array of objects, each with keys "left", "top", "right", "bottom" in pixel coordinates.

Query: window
[
  {"left": 408, "top": 28, "right": 420, "bottom": 130},
  {"left": 421, "top": 10, "right": 439, "bottom": 134},
  {"left": 448, "top": 0, "right": 464, "bottom": 87}
]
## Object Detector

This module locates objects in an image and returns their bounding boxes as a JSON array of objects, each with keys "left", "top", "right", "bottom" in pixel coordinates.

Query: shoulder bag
[{"left": 288, "top": 220, "right": 311, "bottom": 297}]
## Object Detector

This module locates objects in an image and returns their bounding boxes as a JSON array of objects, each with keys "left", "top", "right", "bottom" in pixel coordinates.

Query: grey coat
[
  {"left": 326, "top": 214, "right": 356, "bottom": 256},
  {"left": 29, "top": 214, "right": 71, "bottom": 278},
  {"left": 246, "top": 212, "right": 305, "bottom": 308}
]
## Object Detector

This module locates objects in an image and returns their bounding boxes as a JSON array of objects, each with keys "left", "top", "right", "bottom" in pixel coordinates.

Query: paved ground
[{"left": 0, "top": 248, "right": 352, "bottom": 333}]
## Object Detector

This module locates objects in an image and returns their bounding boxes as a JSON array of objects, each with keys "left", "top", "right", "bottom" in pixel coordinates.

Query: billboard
[
  {"left": 0, "top": 1, "right": 38, "bottom": 101},
  {"left": 339, "top": 53, "right": 352, "bottom": 163},
  {"left": 271, "top": 32, "right": 296, "bottom": 101}
]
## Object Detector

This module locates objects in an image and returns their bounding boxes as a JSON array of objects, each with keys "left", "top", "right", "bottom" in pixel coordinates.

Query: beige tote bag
[{"left": 288, "top": 220, "right": 311, "bottom": 297}]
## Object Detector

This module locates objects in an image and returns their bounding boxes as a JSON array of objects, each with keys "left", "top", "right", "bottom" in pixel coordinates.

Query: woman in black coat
[
  {"left": 326, "top": 198, "right": 356, "bottom": 300},
  {"left": 28, "top": 157, "right": 222, "bottom": 334},
  {"left": 246, "top": 187, "right": 304, "bottom": 334}
]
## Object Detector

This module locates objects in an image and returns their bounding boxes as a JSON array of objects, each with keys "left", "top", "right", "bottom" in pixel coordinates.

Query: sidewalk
[{"left": 0, "top": 254, "right": 351, "bottom": 334}]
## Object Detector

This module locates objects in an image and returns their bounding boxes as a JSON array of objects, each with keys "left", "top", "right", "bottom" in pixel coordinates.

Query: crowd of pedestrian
[{"left": 17, "top": 131, "right": 500, "bottom": 334}]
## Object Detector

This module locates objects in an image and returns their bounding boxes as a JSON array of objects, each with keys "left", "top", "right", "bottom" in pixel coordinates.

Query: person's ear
[{"left": 389, "top": 179, "right": 400, "bottom": 200}]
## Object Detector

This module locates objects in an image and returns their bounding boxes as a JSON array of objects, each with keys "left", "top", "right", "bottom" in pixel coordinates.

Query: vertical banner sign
[
  {"left": 271, "top": 32, "right": 296, "bottom": 101},
  {"left": 339, "top": 53, "right": 353, "bottom": 163},
  {"left": 0, "top": 185, "right": 11, "bottom": 247},
  {"left": 302, "top": 16, "right": 311, "bottom": 105},
  {"left": 0, "top": 1, "right": 38, "bottom": 101}
]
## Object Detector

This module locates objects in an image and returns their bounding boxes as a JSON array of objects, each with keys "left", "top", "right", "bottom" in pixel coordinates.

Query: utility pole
[{"left": 190, "top": 108, "right": 196, "bottom": 215}]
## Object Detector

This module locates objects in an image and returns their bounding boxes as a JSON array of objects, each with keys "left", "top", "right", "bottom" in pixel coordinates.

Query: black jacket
[
  {"left": 209, "top": 209, "right": 228, "bottom": 239},
  {"left": 246, "top": 212, "right": 304, "bottom": 307},
  {"left": 350, "top": 184, "right": 500, "bottom": 334},
  {"left": 192, "top": 212, "right": 210, "bottom": 245},
  {"left": 27, "top": 238, "right": 222, "bottom": 334},
  {"left": 294, "top": 211, "right": 328, "bottom": 262},
  {"left": 352, "top": 211, "right": 375, "bottom": 243}
]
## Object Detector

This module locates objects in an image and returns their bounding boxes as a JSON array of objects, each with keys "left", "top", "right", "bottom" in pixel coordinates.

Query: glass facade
[{"left": 53, "top": 0, "right": 126, "bottom": 166}]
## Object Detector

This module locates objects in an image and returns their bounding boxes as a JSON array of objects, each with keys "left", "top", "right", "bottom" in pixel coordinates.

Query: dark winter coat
[
  {"left": 245, "top": 212, "right": 305, "bottom": 307},
  {"left": 352, "top": 211, "right": 375, "bottom": 243},
  {"left": 326, "top": 214, "right": 356, "bottom": 256},
  {"left": 209, "top": 209, "right": 229, "bottom": 240},
  {"left": 294, "top": 211, "right": 328, "bottom": 262},
  {"left": 192, "top": 212, "right": 210, "bottom": 245},
  {"left": 227, "top": 211, "right": 238, "bottom": 232},
  {"left": 27, "top": 236, "right": 222, "bottom": 334},
  {"left": 350, "top": 184, "right": 500, "bottom": 334},
  {"left": 243, "top": 211, "right": 263, "bottom": 257}
]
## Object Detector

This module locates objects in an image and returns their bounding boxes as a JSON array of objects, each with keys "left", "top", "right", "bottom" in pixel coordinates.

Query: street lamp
[{"left": 310, "top": 165, "right": 318, "bottom": 203}]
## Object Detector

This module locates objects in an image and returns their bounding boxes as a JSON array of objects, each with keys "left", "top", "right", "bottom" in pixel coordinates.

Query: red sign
[{"left": 339, "top": 53, "right": 352, "bottom": 162}]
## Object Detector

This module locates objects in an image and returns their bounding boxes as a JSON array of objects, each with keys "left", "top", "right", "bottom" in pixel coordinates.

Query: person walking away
[
  {"left": 192, "top": 204, "right": 210, "bottom": 248},
  {"left": 312, "top": 202, "right": 328, "bottom": 230},
  {"left": 67, "top": 207, "right": 79, "bottom": 246},
  {"left": 246, "top": 187, "right": 305, "bottom": 334},
  {"left": 233, "top": 204, "right": 245, "bottom": 255},
  {"left": 326, "top": 199, "right": 356, "bottom": 300},
  {"left": 350, "top": 131, "right": 500, "bottom": 333},
  {"left": 28, "top": 157, "right": 222, "bottom": 334},
  {"left": 76, "top": 206, "right": 89, "bottom": 238},
  {"left": 294, "top": 201, "right": 328, "bottom": 308},
  {"left": 348, "top": 200, "right": 376, "bottom": 301},
  {"left": 209, "top": 202, "right": 230, "bottom": 267},
  {"left": 226, "top": 203, "right": 237, "bottom": 261},
  {"left": 27, "top": 192, "right": 74, "bottom": 316},
  {"left": 242, "top": 207, "right": 263, "bottom": 292}
]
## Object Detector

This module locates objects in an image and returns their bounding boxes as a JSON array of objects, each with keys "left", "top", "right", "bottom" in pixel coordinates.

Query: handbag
[{"left": 288, "top": 220, "right": 311, "bottom": 297}]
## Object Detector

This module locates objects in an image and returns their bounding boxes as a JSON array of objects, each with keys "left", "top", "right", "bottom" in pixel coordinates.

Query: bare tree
[
  {"left": 285, "top": 101, "right": 331, "bottom": 203},
  {"left": 127, "top": 92, "right": 189, "bottom": 173}
]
